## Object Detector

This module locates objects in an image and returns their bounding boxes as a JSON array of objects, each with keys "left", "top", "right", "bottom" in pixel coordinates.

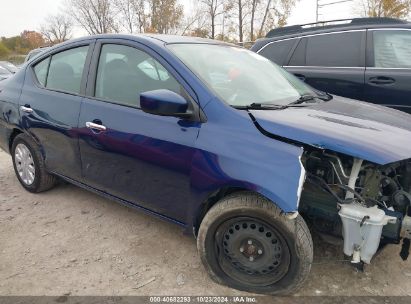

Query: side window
[
  {"left": 288, "top": 38, "right": 306, "bottom": 66},
  {"left": 46, "top": 46, "right": 89, "bottom": 94},
  {"left": 373, "top": 30, "right": 411, "bottom": 68},
  {"left": 95, "top": 44, "right": 182, "bottom": 107},
  {"left": 33, "top": 57, "right": 50, "bottom": 86},
  {"left": 305, "top": 31, "right": 364, "bottom": 67},
  {"left": 258, "top": 39, "right": 298, "bottom": 65}
]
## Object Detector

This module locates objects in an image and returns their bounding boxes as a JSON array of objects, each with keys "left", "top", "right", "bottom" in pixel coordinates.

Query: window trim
[
  {"left": 256, "top": 37, "right": 300, "bottom": 55},
  {"left": 256, "top": 29, "right": 366, "bottom": 53},
  {"left": 30, "top": 41, "right": 95, "bottom": 97},
  {"left": 84, "top": 38, "right": 203, "bottom": 122},
  {"left": 284, "top": 66, "right": 365, "bottom": 69},
  {"left": 367, "top": 28, "right": 411, "bottom": 70},
  {"left": 260, "top": 29, "right": 366, "bottom": 69}
]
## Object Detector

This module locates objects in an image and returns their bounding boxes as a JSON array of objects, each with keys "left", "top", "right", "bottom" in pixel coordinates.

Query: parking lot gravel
[{"left": 1, "top": 149, "right": 411, "bottom": 296}]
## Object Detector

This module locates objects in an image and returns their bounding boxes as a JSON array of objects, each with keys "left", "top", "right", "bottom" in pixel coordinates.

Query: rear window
[
  {"left": 258, "top": 39, "right": 298, "bottom": 65},
  {"left": 305, "top": 31, "right": 364, "bottom": 67}
]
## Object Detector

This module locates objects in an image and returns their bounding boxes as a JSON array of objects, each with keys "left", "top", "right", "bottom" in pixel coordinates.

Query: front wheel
[{"left": 197, "top": 192, "right": 313, "bottom": 295}]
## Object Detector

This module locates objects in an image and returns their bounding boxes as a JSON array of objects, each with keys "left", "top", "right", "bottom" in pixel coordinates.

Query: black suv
[{"left": 251, "top": 18, "right": 411, "bottom": 113}]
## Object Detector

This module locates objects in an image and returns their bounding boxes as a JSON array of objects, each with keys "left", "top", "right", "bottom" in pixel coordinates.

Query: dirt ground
[{"left": 1, "top": 149, "right": 411, "bottom": 297}]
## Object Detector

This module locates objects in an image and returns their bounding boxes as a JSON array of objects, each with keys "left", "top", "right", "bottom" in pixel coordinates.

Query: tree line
[
  {"left": 63, "top": 0, "right": 298, "bottom": 42},
  {"left": 1, "top": 0, "right": 410, "bottom": 60}
]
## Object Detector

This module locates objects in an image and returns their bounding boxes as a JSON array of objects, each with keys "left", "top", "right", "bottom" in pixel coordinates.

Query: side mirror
[{"left": 140, "top": 89, "right": 191, "bottom": 118}]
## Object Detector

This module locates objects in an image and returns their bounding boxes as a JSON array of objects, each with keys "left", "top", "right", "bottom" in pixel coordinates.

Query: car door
[
  {"left": 78, "top": 40, "right": 201, "bottom": 223},
  {"left": 19, "top": 41, "right": 94, "bottom": 180},
  {"left": 364, "top": 29, "right": 411, "bottom": 113},
  {"left": 284, "top": 30, "right": 366, "bottom": 100}
]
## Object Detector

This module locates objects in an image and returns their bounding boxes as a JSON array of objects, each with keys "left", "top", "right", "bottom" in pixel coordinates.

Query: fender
[
  {"left": 188, "top": 98, "right": 305, "bottom": 227},
  {"left": 0, "top": 71, "right": 25, "bottom": 154}
]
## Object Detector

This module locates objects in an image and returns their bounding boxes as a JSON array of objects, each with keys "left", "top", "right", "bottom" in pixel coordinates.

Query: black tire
[
  {"left": 11, "top": 133, "right": 56, "bottom": 193},
  {"left": 197, "top": 192, "right": 313, "bottom": 295}
]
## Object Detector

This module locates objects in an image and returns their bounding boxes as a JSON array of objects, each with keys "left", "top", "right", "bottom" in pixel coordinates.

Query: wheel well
[
  {"left": 193, "top": 187, "right": 251, "bottom": 237},
  {"left": 9, "top": 129, "right": 22, "bottom": 152}
]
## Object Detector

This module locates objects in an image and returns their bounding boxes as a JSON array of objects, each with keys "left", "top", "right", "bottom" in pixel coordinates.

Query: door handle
[
  {"left": 20, "top": 105, "right": 33, "bottom": 113},
  {"left": 294, "top": 73, "right": 306, "bottom": 81},
  {"left": 86, "top": 121, "right": 106, "bottom": 132},
  {"left": 368, "top": 76, "right": 395, "bottom": 85}
]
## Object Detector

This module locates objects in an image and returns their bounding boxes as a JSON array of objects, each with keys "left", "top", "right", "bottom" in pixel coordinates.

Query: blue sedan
[{"left": 0, "top": 34, "right": 411, "bottom": 295}]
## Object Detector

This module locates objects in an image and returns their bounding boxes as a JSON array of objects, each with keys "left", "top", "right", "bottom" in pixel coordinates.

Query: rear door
[
  {"left": 284, "top": 30, "right": 366, "bottom": 100},
  {"left": 364, "top": 29, "right": 411, "bottom": 113},
  {"left": 19, "top": 41, "right": 94, "bottom": 180},
  {"left": 78, "top": 39, "right": 201, "bottom": 223}
]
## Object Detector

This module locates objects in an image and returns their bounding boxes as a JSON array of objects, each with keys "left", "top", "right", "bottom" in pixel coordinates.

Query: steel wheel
[
  {"left": 215, "top": 217, "right": 291, "bottom": 287},
  {"left": 14, "top": 143, "right": 36, "bottom": 186}
]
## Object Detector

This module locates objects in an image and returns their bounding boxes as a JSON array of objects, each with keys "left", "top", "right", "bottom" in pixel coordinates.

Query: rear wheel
[
  {"left": 197, "top": 192, "right": 313, "bottom": 295},
  {"left": 11, "top": 133, "right": 56, "bottom": 193}
]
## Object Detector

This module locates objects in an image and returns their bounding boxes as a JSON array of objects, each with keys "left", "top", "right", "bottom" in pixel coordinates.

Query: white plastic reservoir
[{"left": 339, "top": 204, "right": 397, "bottom": 264}]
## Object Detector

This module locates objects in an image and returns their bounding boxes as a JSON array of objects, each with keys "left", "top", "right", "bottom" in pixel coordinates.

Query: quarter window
[
  {"left": 95, "top": 44, "right": 182, "bottom": 107},
  {"left": 259, "top": 39, "right": 298, "bottom": 65},
  {"left": 33, "top": 57, "right": 50, "bottom": 86},
  {"left": 373, "top": 30, "right": 411, "bottom": 68},
  {"left": 305, "top": 31, "right": 364, "bottom": 67}
]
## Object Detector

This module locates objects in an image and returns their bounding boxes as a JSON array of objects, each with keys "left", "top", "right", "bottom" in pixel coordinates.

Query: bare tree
[
  {"left": 201, "top": 0, "right": 225, "bottom": 39},
  {"left": 250, "top": 0, "right": 259, "bottom": 41},
  {"left": 233, "top": 0, "right": 250, "bottom": 42},
  {"left": 360, "top": 0, "right": 411, "bottom": 18},
  {"left": 257, "top": 0, "right": 296, "bottom": 38},
  {"left": 113, "top": 0, "right": 148, "bottom": 33},
  {"left": 258, "top": 0, "right": 272, "bottom": 38},
  {"left": 68, "top": 0, "right": 118, "bottom": 34},
  {"left": 113, "top": 0, "right": 138, "bottom": 33},
  {"left": 134, "top": 0, "right": 149, "bottom": 33},
  {"left": 40, "top": 14, "right": 73, "bottom": 44},
  {"left": 179, "top": 6, "right": 206, "bottom": 36}
]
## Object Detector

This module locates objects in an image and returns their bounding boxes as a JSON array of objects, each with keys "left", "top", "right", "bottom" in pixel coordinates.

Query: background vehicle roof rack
[{"left": 265, "top": 17, "right": 408, "bottom": 38}]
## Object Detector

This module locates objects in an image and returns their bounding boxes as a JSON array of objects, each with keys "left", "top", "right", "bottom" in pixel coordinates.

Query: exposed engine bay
[{"left": 299, "top": 151, "right": 411, "bottom": 265}]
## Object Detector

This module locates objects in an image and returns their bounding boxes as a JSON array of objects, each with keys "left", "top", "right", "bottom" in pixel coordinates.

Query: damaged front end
[{"left": 299, "top": 151, "right": 411, "bottom": 265}]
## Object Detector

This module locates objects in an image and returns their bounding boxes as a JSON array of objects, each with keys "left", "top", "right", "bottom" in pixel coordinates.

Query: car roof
[
  {"left": 251, "top": 17, "right": 411, "bottom": 51},
  {"left": 268, "top": 17, "right": 410, "bottom": 38},
  {"left": 54, "top": 33, "right": 230, "bottom": 48}
]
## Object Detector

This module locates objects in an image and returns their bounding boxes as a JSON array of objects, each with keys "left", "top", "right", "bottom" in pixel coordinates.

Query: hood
[{"left": 250, "top": 96, "right": 411, "bottom": 165}]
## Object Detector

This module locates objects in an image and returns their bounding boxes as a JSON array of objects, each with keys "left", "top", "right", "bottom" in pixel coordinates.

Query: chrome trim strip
[
  {"left": 284, "top": 66, "right": 364, "bottom": 69},
  {"left": 379, "top": 104, "right": 411, "bottom": 108},
  {"left": 256, "top": 29, "right": 366, "bottom": 54},
  {"left": 366, "top": 67, "right": 411, "bottom": 70},
  {"left": 369, "top": 28, "right": 411, "bottom": 31},
  {"left": 256, "top": 37, "right": 299, "bottom": 53}
]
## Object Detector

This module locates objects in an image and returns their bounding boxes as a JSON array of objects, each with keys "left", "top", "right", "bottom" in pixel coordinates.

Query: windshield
[{"left": 168, "top": 43, "right": 315, "bottom": 107}]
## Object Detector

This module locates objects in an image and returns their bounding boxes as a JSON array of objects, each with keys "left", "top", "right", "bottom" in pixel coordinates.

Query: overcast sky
[{"left": 0, "top": 0, "right": 358, "bottom": 38}]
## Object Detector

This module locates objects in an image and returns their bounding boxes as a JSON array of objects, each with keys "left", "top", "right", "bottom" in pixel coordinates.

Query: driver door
[{"left": 78, "top": 40, "right": 200, "bottom": 223}]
